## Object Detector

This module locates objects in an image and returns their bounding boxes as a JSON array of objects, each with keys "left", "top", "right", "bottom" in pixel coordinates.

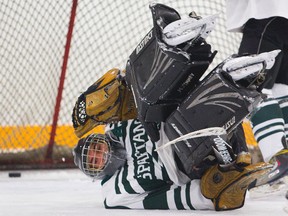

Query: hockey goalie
[{"left": 71, "top": 3, "right": 284, "bottom": 211}]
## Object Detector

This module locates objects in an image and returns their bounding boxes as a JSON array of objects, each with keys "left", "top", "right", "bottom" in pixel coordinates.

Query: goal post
[{"left": 0, "top": 0, "right": 245, "bottom": 169}]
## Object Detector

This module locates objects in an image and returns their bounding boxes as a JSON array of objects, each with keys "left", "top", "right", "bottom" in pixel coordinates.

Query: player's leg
[
  {"left": 249, "top": 95, "right": 288, "bottom": 198},
  {"left": 275, "top": 48, "right": 288, "bottom": 143},
  {"left": 265, "top": 52, "right": 288, "bottom": 194},
  {"left": 240, "top": 17, "right": 288, "bottom": 196},
  {"left": 251, "top": 97, "right": 286, "bottom": 162},
  {"left": 240, "top": 17, "right": 288, "bottom": 161}
]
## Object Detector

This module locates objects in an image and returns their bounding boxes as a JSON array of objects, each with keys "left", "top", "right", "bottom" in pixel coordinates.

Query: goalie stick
[{"left": 155, "top": 127, "right": 227, "bottom": 151}]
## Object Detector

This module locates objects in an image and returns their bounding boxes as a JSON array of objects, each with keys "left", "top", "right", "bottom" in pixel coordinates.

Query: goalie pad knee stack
[
  {"left": 125, "top": 4, "right": 216, "bottom": 141},
  {"left": 164, "top": 64, "right": 263, "bottom": 178}
]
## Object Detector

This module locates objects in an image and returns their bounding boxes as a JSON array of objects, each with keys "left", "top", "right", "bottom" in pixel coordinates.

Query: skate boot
[
  {"left": 200, "top": 162, "right": 272, "bottom": 211},
  {"left": 249, "top": 149, "right": 288, "bottom": 198},
  {"left": 267, "top": 149, "right": 288, "bottom": 184}
]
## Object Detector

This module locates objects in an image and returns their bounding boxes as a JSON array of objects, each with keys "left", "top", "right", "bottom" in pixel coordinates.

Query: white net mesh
[{"left": 0, "top": 0, "right": 241, "bottom": 168}]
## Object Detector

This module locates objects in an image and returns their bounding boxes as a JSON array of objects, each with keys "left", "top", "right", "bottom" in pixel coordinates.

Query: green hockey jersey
[{"left": 101, "top": 119, "right": 213, "bottom": 210}]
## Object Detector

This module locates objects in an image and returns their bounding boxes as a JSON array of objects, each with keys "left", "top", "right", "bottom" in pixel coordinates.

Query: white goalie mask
[{"left": 73, "top": 133, "right": 126, "bottom": 180}]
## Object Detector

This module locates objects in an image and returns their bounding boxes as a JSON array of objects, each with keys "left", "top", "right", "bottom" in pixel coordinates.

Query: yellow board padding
[
  {"left": 0, "top": 125, "right": 104, "bottom": 150},
  {"left": 1, "top": 122, "right": 257, "bottom": 150},
  {"left": 242, "top": 119, "right": 258, "bottom": 147}
]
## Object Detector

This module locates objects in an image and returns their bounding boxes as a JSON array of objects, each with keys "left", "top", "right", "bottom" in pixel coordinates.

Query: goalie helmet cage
[{"left": 0, "top": 0, "right": 242, "bottom": 170}]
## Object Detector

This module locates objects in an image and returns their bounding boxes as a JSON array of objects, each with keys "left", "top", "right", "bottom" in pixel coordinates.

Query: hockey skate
[
  {"left": 162, "top": 13, "right": 218, "bottom": 46},
  {"left": 201, "top": 161, "right": 273, "bottom": 211},
  {"left": 249, "top": 149, "right": 288, "bottom": 198},
  {"left": 222, "top": 49, "right": 281, "bottom": 89}
]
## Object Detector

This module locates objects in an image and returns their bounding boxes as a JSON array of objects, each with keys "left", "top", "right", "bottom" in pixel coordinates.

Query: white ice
[{"left": 0, "top": 169, "right": 287, "bottom": 216}]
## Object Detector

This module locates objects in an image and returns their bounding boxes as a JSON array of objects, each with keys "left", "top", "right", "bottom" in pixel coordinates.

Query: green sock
[
  {"left": 251, "top": 98, "right": 285, "bottom": 161},
  {"left": 278, "top": 96, "right": 288, "bottom": 148}
]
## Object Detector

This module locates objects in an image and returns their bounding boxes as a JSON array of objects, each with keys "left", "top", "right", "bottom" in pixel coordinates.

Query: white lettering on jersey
[{"left": 133, "top": 121, "right": 153, "bottom": 179}]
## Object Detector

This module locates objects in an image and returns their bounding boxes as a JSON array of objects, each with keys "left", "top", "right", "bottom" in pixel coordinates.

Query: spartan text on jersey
[{"left": 132, "top": 122, "right": 153, "bottom": 179}]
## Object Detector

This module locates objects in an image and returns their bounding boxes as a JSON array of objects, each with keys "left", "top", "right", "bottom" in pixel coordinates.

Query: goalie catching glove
[{"left": 72, "top": 68, "right": 137, "bottom": 138}]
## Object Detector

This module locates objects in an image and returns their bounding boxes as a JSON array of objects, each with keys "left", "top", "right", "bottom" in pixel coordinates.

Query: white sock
[
  {"left": 257, "top": 132, "right": 284, "bottom": 162},
  {"left": 273, "top": 83, "right": 288, "bottom": 145}
]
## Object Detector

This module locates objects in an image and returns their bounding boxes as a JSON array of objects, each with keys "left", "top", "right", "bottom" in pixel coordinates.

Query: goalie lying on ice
[{"left": 72, "top": 3, "right": 280, "bottom": 211}]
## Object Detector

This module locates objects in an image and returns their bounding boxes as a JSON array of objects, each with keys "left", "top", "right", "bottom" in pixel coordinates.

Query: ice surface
[{"left": 0, "top": 169, "right": 287, "bottom": 216}]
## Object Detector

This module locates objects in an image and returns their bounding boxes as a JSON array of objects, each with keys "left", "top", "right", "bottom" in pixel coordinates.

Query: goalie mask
[{"left": 73, "top": 133, "right": 126, "bottom": 180}]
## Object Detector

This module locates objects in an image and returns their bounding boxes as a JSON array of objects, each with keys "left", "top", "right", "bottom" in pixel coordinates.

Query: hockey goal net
[{"left": 1, "top": 0, "right": 245, "bottom": 169}]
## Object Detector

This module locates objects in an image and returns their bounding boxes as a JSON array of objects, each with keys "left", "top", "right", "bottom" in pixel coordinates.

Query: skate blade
[{"left": 249, "top": 176, "right": 288, "bottom": 199}]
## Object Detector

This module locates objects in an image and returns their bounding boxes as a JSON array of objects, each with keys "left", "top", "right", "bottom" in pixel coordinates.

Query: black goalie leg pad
[
  {"left": 164, "top": 70, "right": 262, "bottom": 178},
  {"left": 125, "top": 4, "right": 216, "bottom": 141}
]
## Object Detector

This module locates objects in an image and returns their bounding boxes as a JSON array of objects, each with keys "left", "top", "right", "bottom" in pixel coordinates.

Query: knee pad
[
  {"left": 164, "top": 67, "right": 263, "bottom": 177},
  {"left": 125, "top": 4, "right": 216, "bottom": 141}
]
